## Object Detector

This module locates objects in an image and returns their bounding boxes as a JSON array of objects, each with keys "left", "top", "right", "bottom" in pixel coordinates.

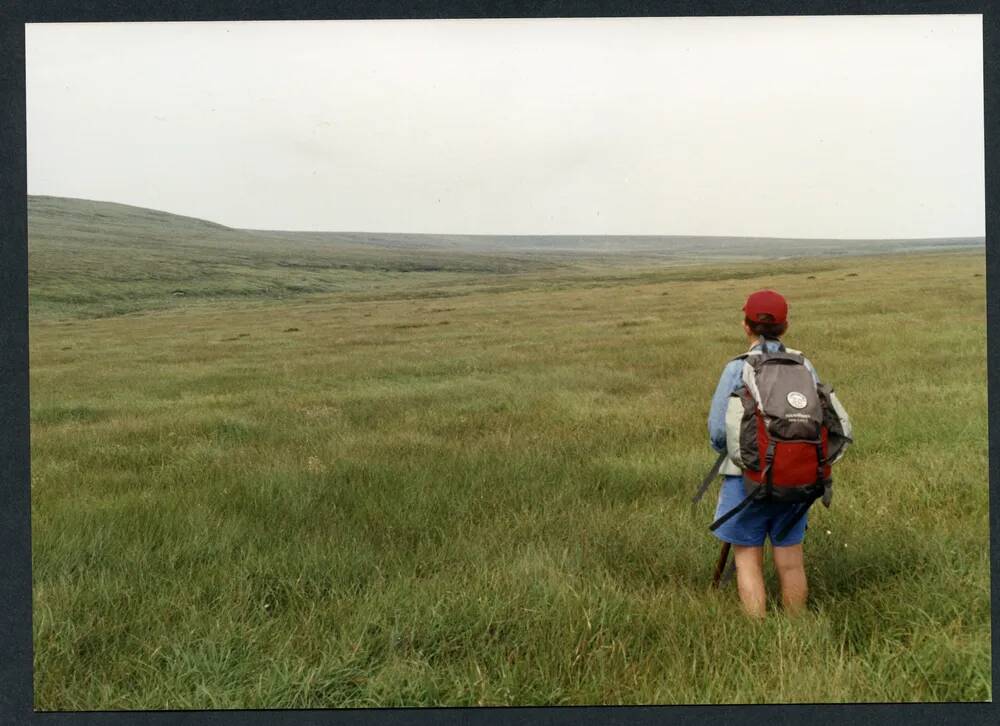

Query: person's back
[{"left": 706, "top": 289, "right": 851, "bottom": 617}]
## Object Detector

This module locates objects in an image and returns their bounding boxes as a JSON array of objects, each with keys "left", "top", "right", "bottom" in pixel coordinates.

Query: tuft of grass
[{"left": 32, "top": 404, "right": 108, "bottom": 426}]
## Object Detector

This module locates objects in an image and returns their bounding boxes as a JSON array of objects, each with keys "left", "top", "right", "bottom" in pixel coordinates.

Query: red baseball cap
[{"left": 743, "top": 290, "right": 788, "bottom": 324}]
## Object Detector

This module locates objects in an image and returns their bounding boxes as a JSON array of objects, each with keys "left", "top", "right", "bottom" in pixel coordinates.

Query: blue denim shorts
[{"left": 712, "top": 475, "right": 808, "bottom": 547}]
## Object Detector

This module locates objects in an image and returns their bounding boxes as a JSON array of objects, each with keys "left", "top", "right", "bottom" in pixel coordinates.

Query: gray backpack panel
[{"left": 746, "top": 353, "right": 823, "bottom": 441}]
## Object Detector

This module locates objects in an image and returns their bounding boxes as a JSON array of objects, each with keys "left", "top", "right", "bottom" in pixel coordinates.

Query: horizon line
[{"left": 27, "top": 193, "right": 987, "bottom": 243}]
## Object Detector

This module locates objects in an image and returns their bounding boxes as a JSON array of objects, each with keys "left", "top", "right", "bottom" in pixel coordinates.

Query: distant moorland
[{"left": 27, "top": 194, "right": 983, "bottom": 319}]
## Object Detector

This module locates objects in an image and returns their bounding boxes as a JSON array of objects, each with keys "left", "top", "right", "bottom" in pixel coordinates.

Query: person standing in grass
[{"left": 706, "top": 290, "right": 851, "bottom": 618}]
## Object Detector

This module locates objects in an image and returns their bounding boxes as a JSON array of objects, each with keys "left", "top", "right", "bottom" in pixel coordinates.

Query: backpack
[{"left": 698, "top": 337, "right": 852, "bottom": 540}]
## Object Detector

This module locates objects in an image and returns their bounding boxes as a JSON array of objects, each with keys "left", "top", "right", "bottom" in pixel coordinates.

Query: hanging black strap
[
  {"left": 692, "top": 450, "right": 728, "bottom": 505},
  {"left": 775, "top": 494, "right": 820, "bottom": 542},
  {"left": 763, "top": 439, "right": 777, "bottom": 499},
  {"left": 709, "top": 483, "right": 762, "bottom": 531},
  {"left": 814, "top": 443, "right": 826, "bottom": 486}
]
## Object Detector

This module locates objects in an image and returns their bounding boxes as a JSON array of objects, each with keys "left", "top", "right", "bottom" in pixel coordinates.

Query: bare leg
[
  {"left": 772, "top": 544, "right": 807, "bottom": 615},
  {"left": 732, "top": 545, "right": 766, "bottom": 619}
]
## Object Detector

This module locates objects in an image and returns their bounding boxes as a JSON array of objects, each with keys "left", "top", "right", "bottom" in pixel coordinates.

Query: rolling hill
[{"left": 27, "top": 194, "right": 984, "bottom": 318}]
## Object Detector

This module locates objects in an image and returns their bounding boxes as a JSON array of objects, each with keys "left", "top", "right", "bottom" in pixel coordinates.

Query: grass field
[{"left": 29, "top": 198, "right": 989, "bottom": 707}]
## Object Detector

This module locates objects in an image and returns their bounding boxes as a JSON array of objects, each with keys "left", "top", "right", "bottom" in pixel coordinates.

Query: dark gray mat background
[{"left": 2, "top": 2, "right": 996, "bottom": 724}]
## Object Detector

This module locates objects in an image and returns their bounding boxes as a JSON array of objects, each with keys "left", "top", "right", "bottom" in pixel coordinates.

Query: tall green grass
[{"left": 30, "top": 251, "right": 988, "bottom": 707}]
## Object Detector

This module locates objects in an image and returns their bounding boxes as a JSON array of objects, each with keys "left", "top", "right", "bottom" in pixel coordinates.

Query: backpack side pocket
[
  {"left": 726, "top": 386, "right": 760, "bottom": 471},
  {"left": 817, "top": 382, "right": 853, "bottom": 464}
]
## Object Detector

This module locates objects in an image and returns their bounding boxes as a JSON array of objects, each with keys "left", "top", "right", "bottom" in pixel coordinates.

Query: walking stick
[{"left": 711, "top": 542, "right": 731, "bottom": 588}]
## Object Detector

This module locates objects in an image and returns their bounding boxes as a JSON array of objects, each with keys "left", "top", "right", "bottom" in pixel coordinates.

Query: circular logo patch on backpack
[{"left": 787, "top": 392, "right": 808, "bottom": 409}]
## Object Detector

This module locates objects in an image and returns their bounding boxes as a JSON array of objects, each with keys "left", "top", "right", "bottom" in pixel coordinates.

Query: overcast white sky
[{"left": 26, "top": 15, "right": 984, "bottom": 238}]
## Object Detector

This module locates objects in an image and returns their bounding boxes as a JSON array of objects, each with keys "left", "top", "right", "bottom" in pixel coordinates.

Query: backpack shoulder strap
[{"left": 784, "top": 348, "right": 821, "bottom": 383}]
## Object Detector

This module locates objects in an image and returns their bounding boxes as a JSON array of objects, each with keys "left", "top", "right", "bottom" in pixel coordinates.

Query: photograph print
[{"left": 25, "top": 14, "right": 988, "bottom": 709}]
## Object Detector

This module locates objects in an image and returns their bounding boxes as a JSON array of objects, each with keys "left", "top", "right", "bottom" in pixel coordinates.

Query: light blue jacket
[{"left": 707, "top": 339, "right": 820, "bottom": 455}]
